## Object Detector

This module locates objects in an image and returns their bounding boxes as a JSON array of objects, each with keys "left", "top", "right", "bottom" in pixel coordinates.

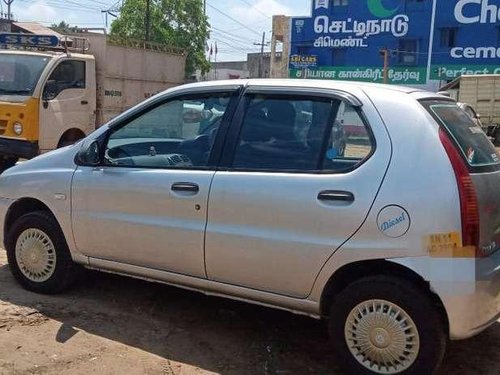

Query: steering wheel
[{"left": 105, "top": 146, "right": 133, "bottom": 165}]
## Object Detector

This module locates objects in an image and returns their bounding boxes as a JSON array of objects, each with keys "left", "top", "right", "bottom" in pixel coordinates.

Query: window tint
[
  {"left": 425, "top": 102, "right": 500, "bottom": 167},
  {"left": 105, "top": 93, "right": 232, "bottom": 168},
  {"left": 45, "top": 60, "right": 86, "bottom": 98},
  {"left": 232, "top": 95, "right": 373, "bottom": 172}
]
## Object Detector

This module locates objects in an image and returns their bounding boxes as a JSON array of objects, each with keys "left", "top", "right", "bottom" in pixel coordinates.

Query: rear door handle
[
  {"left": 81, "top": 100, "right": 88, "bottom": 105},
  {"left": 171, "top": 182, "right": 199, "bottom": 193},
  {"left": 318, "top": 190, "right": 354, "bottom": 202}
]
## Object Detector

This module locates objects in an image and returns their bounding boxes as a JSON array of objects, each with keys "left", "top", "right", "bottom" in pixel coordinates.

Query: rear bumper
[
  {"left": 0, "top": 137, "right": 39, "bottom": 160},
  {"left": 437, "top": 252, "right": 500, "bottom": 340}
]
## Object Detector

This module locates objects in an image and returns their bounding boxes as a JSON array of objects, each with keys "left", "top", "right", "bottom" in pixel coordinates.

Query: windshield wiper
[{"left": 0, "top": 88, "right": 31, "bottom": 95}]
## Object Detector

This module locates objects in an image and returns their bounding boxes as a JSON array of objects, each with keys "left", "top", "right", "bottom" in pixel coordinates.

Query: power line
[
  {"left": 206, "top": 2, "right": 261, "bottom": 37},
  {"left": 17, "top": 0, "right": 102, "bottom": 12},
  {"left": 211, "top": 27, "right": 255, "bottom": 44},
  {"left": 221, "top": 18, "right": 270, "bottom": 34},
  {"left": 235, "top": 0, "right": 271, "bottom": 19}
]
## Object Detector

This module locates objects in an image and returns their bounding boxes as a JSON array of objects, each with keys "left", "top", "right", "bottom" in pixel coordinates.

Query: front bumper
[
  {"left": 436, "top": 252, "right": 500, "bottom": 340},
  {"left": 0, "top": 196, "right": 13, "bottom": 249},
  {"left": 0, "top": 137, "right": 39, "bottom": 160}
]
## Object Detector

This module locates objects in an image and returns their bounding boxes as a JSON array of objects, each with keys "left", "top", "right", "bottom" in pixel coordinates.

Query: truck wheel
[
  {"left": 57, "top": 129, "right": 86, "bottom": 148},
  {"left": 328, "top": 275, "right": 447, "bottom": 375},
  {"left": 0, "top": 157, "right": 18, "bottom": 172},
  {"left": 5, "top": 211, "right": 80, "bottom": 294}
]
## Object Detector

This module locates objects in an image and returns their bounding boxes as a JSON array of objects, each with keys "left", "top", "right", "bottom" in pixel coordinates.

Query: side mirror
[
  {"left": 43, "top": 80, "right": 58, "bottom": 101},
  {"left": 75, "top": 140, "right": 101, "bottom": 166}
]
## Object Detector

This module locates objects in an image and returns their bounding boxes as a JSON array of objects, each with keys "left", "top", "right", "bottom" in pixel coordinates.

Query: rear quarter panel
[{"left": 311, "top": 88, "right": 462, "bottom": 301}]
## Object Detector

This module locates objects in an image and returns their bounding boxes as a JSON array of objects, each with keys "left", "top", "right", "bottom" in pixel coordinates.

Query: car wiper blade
[{"left": 0, "top": 89, "right": 31, "bottom": 94}]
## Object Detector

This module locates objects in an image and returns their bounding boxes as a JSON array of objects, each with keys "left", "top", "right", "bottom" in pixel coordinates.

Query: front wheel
[
  {"left": 328, "top": 276, "right": 447, "bottom": 374},
  {"left": 6, "top": 211, "right": 80, "bottom": 294}
]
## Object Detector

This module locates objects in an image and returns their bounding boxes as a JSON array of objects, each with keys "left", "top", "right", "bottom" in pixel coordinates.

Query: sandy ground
[{"left": 0, "top": 252, "right": 498, "bottom": 375}]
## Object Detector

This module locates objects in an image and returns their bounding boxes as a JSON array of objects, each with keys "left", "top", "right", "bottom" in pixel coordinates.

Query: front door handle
[
  {"left": 318, "top": 190, "right": 354, "bottom": 202},
  {"left": 171, "top": 182, "right": 199, "bottom": 193},
  {"left": 81, "top": 100, "right": 88, "bottom": 105}
]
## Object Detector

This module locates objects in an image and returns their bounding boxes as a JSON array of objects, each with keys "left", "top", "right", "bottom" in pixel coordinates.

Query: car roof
[{"left": 172, "top": 79, "right": 447, "bottom": 100}]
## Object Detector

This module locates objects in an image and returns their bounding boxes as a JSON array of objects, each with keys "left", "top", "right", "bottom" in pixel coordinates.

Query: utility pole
[
  {"left": 379, "top": 47, "right": 389, "bottom": 84},
  {"left": 254, "top": 32, "right": 268, "bottom": 78},
  {"left": 145, "top": 0, "right": 151, "bottom": 41},
  {"left": 3, "top": 0, "right": 14, "bottom": 21}
]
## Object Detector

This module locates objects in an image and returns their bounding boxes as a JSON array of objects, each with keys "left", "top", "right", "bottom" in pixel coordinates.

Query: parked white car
[{"left": 0, "top": 80, "right": 499, "bottom": 375}]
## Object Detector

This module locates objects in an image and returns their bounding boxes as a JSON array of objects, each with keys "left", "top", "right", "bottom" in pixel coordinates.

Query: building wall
[
  {"left": 196, "top": 61, "right": 249, "bottom": 81},
  {"left": 288, "top": 0, "right": 500, "bottom": 87},
  {"left": 271, "top": 15, "right": 290, "bottom": 78},
  {"left": 248, "top": 52, "right": 283, "bottom": 78}
]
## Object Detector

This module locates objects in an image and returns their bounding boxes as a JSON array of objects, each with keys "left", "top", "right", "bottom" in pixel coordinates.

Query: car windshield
[{"left": 0, "top": 54, "right": 50, "bottom": 96}]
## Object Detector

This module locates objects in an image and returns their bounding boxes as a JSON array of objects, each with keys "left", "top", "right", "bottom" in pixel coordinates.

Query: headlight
[{"left": 13, "top": 122, "right": 23, "bottom": 135}]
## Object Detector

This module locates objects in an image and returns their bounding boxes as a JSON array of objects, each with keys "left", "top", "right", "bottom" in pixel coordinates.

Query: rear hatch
[{"left": 422, "top": 100, "right": 500, "bottom": 257}]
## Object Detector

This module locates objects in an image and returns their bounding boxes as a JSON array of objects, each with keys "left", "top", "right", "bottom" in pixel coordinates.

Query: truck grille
[{"left": 0, "top": 120, "right": 7, "bottom": 135}]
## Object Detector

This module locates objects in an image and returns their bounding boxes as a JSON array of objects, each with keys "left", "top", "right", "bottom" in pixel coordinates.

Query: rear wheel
[
  {"left": 6, "top": 211, "right": 80, "bottom": 294},
  {"left": 328, "top": 276, "right": 447, "bottom": 374}
]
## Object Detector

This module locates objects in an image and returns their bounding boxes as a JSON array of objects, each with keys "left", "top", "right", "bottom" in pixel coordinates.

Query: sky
[{"left": 6, "top": 0, "right": 312, "bottom": 61}]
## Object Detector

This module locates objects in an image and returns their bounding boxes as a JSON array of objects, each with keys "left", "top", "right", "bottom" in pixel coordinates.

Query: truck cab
[{"left": 0, "top": 34, "right": 96, "bottom": 169}]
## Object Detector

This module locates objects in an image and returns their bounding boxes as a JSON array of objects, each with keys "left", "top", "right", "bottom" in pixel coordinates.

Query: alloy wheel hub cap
[
  {"left": 15, "top": 228, "right": 56, "bottom": 283},
  {"left": 344, "top": 299, "right": 420, "bottom": 374}
]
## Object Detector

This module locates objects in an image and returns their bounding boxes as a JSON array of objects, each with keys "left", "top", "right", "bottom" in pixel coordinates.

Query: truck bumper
[{"left": 0, "top": 137, "right": 39, "bottom": 160}]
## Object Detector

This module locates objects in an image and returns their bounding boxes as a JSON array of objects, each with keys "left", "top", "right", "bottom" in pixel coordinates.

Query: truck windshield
[{"left": 0, "top": 54, "right": 50, "bottom": 96}]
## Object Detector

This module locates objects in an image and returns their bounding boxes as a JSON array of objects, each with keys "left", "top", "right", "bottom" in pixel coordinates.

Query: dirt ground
[{"left": 0, "top": 251, "right": 498, "bottom": 375}]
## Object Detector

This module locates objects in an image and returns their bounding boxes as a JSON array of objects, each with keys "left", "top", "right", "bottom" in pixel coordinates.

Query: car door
[
  {"left": 71, "top": 87, "right": 240, "bottom": 278},
  {"left": 204, "top": 86, "right": 391, "bottom": 298},
  {"left": 39, "top": 59, "right": 96, "bottom": 151}
]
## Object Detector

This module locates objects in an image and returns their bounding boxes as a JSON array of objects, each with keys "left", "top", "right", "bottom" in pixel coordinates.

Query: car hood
[
  {"left": 0, "top": 143, "right": 81, "bottom": 199},
  {"left": 6, "top": 143, "right": 80, "bottom": 174}
]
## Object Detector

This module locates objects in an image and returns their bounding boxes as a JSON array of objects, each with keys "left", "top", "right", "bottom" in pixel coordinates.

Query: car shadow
[
  {"left": 0, "top": 263, "right": 498, "bottom": 374},
  {"left": 0, "top": 263, "right": 338, "bottom": 374}
]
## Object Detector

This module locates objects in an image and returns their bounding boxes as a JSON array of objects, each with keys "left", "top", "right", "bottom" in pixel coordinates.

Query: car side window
[
  {"left": 104, "top": 93, "right": 231, "bottom": 169},
  {"left": 231, "top": 94, "right": 374, "bottom": 172},
  {"left": 45, "top": 60, "right": 86, "bottom": 99},
  {"left": 323, "top": 102, "right": 373, "bottom": 168}
]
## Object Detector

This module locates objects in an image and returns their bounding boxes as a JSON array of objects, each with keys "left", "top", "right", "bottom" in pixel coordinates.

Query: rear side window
[
  {"left": 231, "top": 94, "right": 374, "bottom": 172},
  {"left": 423, "top": 101, "right": 500, "bottom": 168}
]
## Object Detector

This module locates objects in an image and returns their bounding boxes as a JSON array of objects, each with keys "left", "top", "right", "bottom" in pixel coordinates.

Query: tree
[
  {"left": 111, "top": 0, "right": 210, "bottom": 77},
  {"left": 50, "top": 21, "right": 79, "bottom": 34}
]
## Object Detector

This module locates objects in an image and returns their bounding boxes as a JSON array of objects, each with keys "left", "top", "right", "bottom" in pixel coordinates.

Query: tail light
[{"left": 439, "top": 128, "right": 482, "bottom": 257}]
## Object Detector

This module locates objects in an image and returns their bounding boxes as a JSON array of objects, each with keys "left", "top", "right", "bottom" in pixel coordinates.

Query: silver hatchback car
[{"left": 0, "top": 80, "right": 499, "bottom": 374}]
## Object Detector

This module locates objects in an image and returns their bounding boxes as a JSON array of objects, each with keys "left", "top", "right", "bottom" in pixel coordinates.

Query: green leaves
[{"left": 111, "top": 0, "right": 210, "bottom": 77}]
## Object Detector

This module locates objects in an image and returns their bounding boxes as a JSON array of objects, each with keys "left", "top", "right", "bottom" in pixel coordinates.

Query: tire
[
  {"left": 328, "top": 276, "right": 447, "bottom": 375},
  {"left": 57, "top": 130, "right": 85, "bottom": 148},
  {"left": 6, "top": 211, "right": 80, "bottom": 294}
]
